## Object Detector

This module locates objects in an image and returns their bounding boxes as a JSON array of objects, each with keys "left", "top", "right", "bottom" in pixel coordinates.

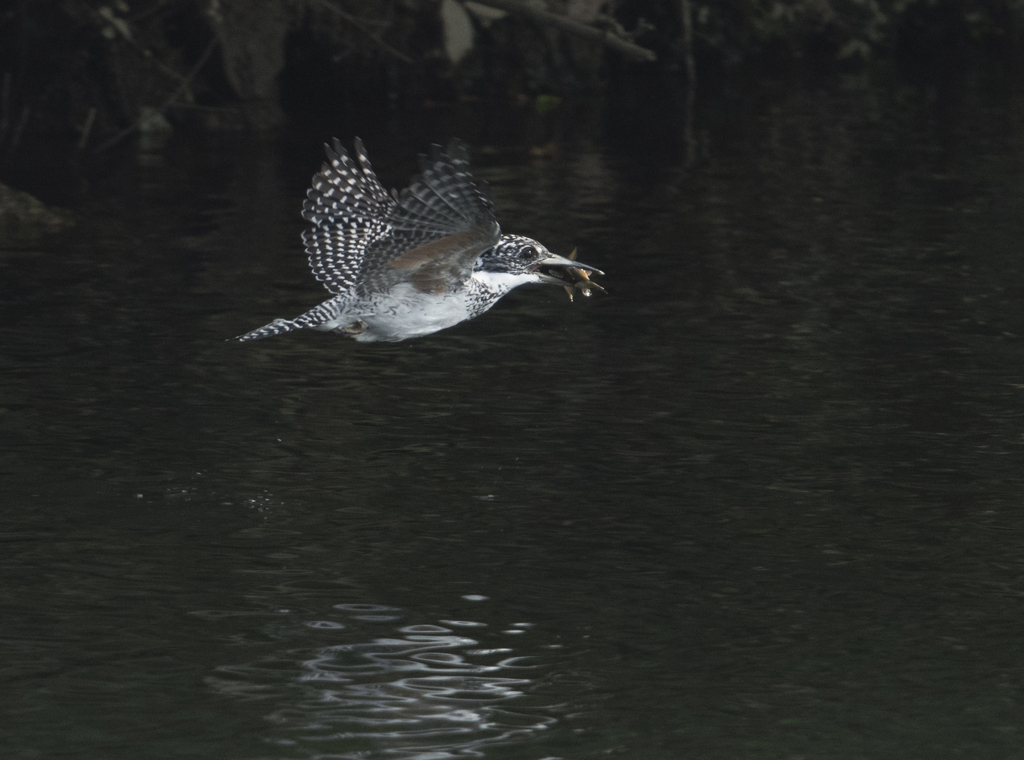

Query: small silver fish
[{"left": 563, "top": 248, "right": 606, "bottom": 301}]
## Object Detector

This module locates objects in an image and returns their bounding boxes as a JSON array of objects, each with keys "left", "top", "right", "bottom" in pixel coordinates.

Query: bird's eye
[{"left": 519, "top": 246, "right": 537, "bottom": 260}]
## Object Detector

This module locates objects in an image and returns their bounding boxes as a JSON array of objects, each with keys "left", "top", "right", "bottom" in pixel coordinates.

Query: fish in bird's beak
[{"left": 533, "top": 250, "right": 606, "bottom": 300}]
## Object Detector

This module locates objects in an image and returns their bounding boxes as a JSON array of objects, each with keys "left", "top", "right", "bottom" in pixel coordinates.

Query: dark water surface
[{"left": 5, "top": 81, "right": 1024, "bottom": 758}]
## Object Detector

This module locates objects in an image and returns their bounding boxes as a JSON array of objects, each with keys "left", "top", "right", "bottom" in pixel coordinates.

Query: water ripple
[{"left": 207, "top": 610, "right": 557, "bottom": 758}]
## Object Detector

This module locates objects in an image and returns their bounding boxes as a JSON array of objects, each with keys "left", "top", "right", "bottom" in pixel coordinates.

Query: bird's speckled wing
[
  {"left": 361, "top": 139, "right": 500, "bottom": 295},
  {"left": 300, "top": 138, "right": 500, "bottom": 299},
  {"left": 301, "top": 137, "right": 395, "bottom": 296}
]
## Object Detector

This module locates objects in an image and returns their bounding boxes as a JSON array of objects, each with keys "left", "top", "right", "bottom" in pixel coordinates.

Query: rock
[{"left": 0, "top": 183, "right": 74, "bottom": 237}]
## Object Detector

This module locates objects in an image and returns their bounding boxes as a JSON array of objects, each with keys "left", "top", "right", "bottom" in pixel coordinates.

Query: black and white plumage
[{"left": 236, "top": 138, "right": 601, "bottom": 343}]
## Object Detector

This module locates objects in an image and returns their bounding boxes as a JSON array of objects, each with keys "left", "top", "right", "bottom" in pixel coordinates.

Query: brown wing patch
[
  {"left": 386, "top": 220, "right": 499, "bottom": 294},
  {"left": 387, "top": 229, "right": 483, "bottom": 270},
  {"left": 410, "top": 270, "right": 453, "bottom": 295}
]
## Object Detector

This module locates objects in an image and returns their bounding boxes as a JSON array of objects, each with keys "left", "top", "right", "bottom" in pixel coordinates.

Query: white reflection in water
[{"left": 208, "top": 616, "right": 555, "bottom": 759}]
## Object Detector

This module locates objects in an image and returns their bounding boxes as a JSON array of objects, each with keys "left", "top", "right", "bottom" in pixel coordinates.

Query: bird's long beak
[
  {"left": 536, "top": 253, "right": 604, "bottom": 277},
  {"left": 533, "top": 251, "right": 606, "bottom": 300}
]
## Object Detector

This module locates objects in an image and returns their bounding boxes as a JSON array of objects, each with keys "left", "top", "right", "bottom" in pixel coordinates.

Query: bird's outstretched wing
[
  {"left": 302, "top": 138, "right": 500, "bottom": 299},
  {"left": 301, "top": 137, "right": 396, "bottom": 296},
  {"left": 373, "top": 140, "right": 500, "bottom": 295}
]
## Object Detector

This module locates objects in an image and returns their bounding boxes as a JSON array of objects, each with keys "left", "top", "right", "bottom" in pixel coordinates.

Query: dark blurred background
[{"left": 2, "top": 0, "right": 1023, "bottom": 203}]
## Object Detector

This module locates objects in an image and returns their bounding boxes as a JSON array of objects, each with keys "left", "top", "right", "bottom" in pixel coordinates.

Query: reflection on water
[{"left": 205, "top": 604, "right": 556, "bottom": 759}]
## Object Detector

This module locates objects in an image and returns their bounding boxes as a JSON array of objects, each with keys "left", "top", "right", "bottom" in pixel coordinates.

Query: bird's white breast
[
  {"left": 316, "top": 272, "right": 542, "bottom": 342},
  {"left": 351, "top": 283, "right": 484, "bottom": 342}
]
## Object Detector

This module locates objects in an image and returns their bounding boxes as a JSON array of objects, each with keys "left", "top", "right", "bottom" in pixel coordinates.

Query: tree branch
[
  {"left": 469, "top": 0, "right": 657, "bottom": 62},
  {"left": 310, "top": 0, "right": 414, "bottom": 64},
  {"left": 92, "top": 35, "right": 219, "bottom": 153}
]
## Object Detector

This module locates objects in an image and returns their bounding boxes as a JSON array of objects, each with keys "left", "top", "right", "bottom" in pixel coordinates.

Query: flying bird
[{"left": 236, "top": 138, "right": 602, "bottom": 343}]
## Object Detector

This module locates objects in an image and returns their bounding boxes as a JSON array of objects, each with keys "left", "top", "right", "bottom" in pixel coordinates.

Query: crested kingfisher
[{"left": 236, "top": 138, "right": 602, "bottom": 343}]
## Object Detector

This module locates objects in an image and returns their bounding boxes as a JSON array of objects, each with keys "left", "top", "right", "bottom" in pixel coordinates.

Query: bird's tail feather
[
  {"left": 235, "top": 299, "right": 348, "bottom": 342},
  {"left": 235, "top": 318, "right": 303, "bottom": 342}
]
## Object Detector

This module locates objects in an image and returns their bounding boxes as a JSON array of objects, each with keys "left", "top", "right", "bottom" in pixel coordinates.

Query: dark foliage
[{"left": 0, "top": 0, "right": 1022, "bottom": 154}]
